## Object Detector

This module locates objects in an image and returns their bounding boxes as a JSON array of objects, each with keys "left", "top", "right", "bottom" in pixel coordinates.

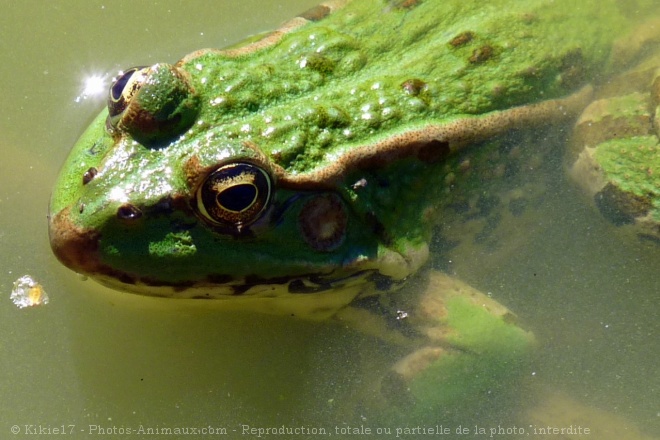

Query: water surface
[{"left": 0, "top": 1, "right": 657, "bottom": 439}]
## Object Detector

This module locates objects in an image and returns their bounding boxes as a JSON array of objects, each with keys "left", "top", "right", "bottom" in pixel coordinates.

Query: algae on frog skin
[
  {"left": 594, "top": 136, "right": 660, "bottom": 221},
  {"left": 404, "top": 296, "right": 535, "bottom": 417},
  {"left": 182, "top": 0, "right": 647, "bottom": 176},
  {"left": 148, "top": 231, "right": 197, "bottom": 258}
]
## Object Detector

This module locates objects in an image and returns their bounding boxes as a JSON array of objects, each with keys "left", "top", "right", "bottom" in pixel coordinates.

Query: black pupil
[
  {"left": 110, "top": 68, "right": 138, "bottom": 101},
  {"left": 217, "top": 184, "right": 257, "bottom": 212}
]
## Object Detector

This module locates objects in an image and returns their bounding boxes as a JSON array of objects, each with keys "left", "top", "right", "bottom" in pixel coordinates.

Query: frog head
[{"left": 49, "top": 61, "right": 433, "bottom": 300}]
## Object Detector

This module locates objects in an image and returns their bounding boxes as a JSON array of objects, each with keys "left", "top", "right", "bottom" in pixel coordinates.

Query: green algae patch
[
  {"left": 407, "top": 296, "right": 535, "bottom": 414},
  {"left": 594, "top": 136, "right": 660, "bottom": 220},
  {"left": 179, "top": 0, "right": 647, "bottom": 176},
  {"left": 148, "top": 231, "right": 197, "bottom": 259}
]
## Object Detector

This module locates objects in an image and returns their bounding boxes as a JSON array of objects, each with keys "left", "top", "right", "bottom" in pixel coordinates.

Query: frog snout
[{"left": 48, "top": 207, "right": 102, "bottom": 276}]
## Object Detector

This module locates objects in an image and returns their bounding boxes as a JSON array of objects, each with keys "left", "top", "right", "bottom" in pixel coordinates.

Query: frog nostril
[
  {"left": 82, "top": 167, "right": 98, "bottom": 185},
  {"left": 151, "top": 196, "right": 174, "bottom": 214},
  {"left": 117, "top": 204, "right": 142, "bottom": 220}
]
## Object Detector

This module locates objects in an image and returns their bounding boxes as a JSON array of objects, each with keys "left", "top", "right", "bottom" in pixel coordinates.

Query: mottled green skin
[
  {"left": 582, "top": 82, "right": 660, "bottom": 223},
  {"left": 595, "top": 136, "right": 660, "bottom": 220},
  {"left": 50, "top": 0, "right": 652, "bottom": 292}
]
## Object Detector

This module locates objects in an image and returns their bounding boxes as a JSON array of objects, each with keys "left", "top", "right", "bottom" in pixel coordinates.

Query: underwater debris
[{"left": 10, "top": 275, "right": 49, "bottom": 309}]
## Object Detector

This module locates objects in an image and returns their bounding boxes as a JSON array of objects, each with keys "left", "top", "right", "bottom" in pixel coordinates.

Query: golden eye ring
[
  {"left": 107, "top": 67, "right": 147, "bottom": 127},
  {"left": 195, "top": 162, "right": 272, "bottom": 229}
]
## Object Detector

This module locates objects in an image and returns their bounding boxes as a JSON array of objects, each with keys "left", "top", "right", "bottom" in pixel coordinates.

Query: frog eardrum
[{"left": 107, "top": 64, "right": 200, "bottom": 148}]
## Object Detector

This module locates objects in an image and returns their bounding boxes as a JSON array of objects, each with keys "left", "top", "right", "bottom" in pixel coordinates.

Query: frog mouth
[
  {"left": 48, "top": 206, "right": 406, "bottom": 300},
  {"left": 86, "top": 269, "right": 394, "bottom": 301}
]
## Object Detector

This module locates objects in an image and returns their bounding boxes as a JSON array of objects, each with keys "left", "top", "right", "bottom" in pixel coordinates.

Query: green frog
[{"left": 48, "top": 0, "right": 660, "bottom": 415}]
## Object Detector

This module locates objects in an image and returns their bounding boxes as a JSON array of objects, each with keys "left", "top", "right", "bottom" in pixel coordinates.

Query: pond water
[{"left": 0, "top": 1, "right": 657, "bottom": 439}]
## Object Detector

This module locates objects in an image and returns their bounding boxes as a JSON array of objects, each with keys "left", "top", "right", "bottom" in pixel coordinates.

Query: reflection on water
[{"left": 0, "top": 1, "right": 658, "bottom": 439}]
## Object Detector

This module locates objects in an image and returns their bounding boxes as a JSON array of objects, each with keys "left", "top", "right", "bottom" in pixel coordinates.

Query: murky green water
[{"left": 0, "top": 1, "right": 657, "bottom": 439}]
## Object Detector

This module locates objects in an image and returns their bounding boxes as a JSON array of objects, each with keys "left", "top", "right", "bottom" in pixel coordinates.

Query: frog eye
[
  {"left": 106, "top": 63, "right": 200, "bottom": 148},
  {"left": 107, "top": 66, "right": 148, "bottom": 126},
  {"left": 195, "top": 162, "right": 272, "bottom": 229}
]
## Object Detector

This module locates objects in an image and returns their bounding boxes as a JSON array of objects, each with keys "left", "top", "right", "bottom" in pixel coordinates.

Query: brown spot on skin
[
  {"left": 389, "top": 0, "right": 422, "bottom": 9},
  {"left": 82, "top": 167, "right": 98, "bottom": 185},
  {"left": 299, "top": 193, "right": 347, "bottom": 251},
  {"left": 449, "top": 31, "right": 474, "bottom": 47},
  {"left": 401, "top": 78, "right": 427, "bottom": 96},
  {"left": 469, "top": 45, "right": 495, "bottom": 63},
  {"left": 299, "top": 4, "right": 331, "bottom": 21}
]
